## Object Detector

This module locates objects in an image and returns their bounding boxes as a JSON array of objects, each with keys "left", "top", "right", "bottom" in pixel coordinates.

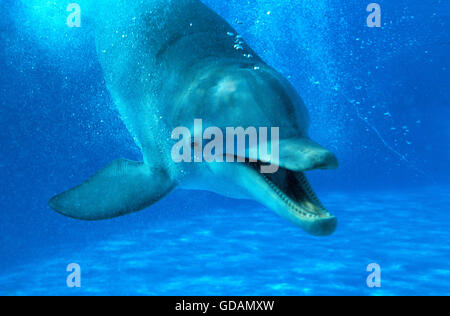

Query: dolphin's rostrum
[{"left": 49, "top": 0, "right": 339, "bottom": 236}]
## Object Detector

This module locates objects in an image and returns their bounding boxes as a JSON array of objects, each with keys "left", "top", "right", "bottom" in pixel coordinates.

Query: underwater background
[{"left": 0, "top": 0, "right": 449, "bottom": 295}]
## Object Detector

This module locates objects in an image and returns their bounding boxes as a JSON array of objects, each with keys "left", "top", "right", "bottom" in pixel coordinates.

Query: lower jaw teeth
[{"left": 262, "top": 174, "right": 322, "bottom": 218}]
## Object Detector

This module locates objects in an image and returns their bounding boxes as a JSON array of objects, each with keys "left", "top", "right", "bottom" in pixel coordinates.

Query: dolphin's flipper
[{"left": 49, "top": 159, "right": 175, "bottom": 220}]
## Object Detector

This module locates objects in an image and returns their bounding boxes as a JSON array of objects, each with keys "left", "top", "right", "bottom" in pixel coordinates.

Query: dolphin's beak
[
  {"left": 274, "top": 137, "right": 339, "bottom": 172},
  {"left": 223, "top": 137, "right": 338, "bottom": 236},
  {"left": 241, "top": 137, "right": 339, "bottom": 236},
  {"left": 299, "top": 191, "right": 338, "bottom": 236},
  {"left": 257, "top": 168, "right": 338, "bottom": 236},
  {"left": 299, "top": 216, "right": 338, "bottom": 237}
]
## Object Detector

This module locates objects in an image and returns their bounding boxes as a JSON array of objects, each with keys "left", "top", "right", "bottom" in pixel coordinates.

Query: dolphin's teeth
[
  {"left": 261, "top": 170, "right": 329, "bottom": 218},
  {"left": 295, "top": 173, "right": 327, "bottom": 210},
  {"left": 263, "top": 173, "right": 313, "bottom": 217}
]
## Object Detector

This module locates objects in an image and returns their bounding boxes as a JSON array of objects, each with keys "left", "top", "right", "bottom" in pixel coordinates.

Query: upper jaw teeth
[{"left": 261, "top": 173, "right": 331, "bottom": 219}]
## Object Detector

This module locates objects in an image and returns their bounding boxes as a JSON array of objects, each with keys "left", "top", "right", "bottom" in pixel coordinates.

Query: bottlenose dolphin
[{"left": 49, "top": 0, "right": 339, "bottom": 236}]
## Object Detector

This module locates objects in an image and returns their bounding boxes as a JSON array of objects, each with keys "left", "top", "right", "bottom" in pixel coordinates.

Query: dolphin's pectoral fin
[{"left": 49, "top": 159, "right": 175, "bottom": 220}]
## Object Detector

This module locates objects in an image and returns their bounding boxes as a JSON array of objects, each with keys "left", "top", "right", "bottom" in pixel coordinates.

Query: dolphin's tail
[{"left": 49, "top": 159, "right": 176, "bottom": 220}]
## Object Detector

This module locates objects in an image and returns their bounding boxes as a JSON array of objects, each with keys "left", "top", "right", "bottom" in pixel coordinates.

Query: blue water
[{"left": 1, "top": 0, "right": 449, "bottom": 296}]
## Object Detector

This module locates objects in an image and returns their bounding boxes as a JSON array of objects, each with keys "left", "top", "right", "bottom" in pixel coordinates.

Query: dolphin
[{"left": 49, "top": 0, "right": 339, "bottom": 236}]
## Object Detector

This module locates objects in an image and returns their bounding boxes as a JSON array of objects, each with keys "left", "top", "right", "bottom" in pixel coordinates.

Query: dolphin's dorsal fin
[{"left": 49, "top": 159, "right": 175, "bottom": 220}]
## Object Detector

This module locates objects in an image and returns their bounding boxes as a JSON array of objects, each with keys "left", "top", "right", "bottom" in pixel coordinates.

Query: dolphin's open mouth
[
  {"left": 252, "top": 164, "right": 331, "bottom": 218},
  {"left": 247, "top": 161, "right": 337, "bottom": 236},
  {"left": 263, "top": 170, "right": 331, "bottom": 219},
  {"left": 224, "top": 137, "right": 338, "bottom": 236}
]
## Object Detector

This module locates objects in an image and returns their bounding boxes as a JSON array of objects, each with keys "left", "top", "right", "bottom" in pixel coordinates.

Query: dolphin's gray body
[{"left": 50, "top": 0, "right": 339, "bottom": 236}]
